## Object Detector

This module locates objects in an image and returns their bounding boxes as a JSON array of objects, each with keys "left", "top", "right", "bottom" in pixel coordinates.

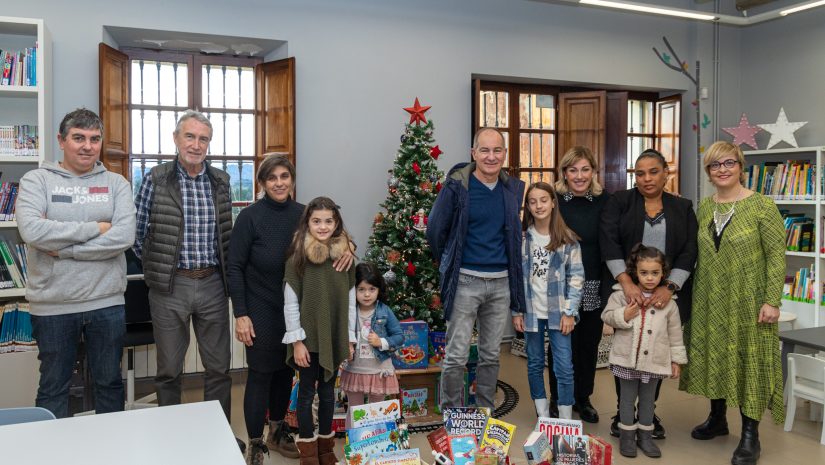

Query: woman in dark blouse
[
  {"left": 227, "top": 154, "right": 352, "bottom": 463},
  {"left": 599, "top": 148, "right": 698, "bottom": 439},
  {"left": 546, "top": 146, "right": 610, "bottom": 423}
]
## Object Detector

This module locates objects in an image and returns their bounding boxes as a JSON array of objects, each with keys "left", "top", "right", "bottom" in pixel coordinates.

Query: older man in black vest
[{"left": 133, "top": 110, "right": 234, "bottom": 426}]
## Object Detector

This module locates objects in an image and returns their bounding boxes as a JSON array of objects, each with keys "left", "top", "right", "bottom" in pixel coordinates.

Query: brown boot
[
  {"left": 317, "top": 432, "right": 339, "bottom": 465},
  {"left": 267, "top": 420, "right": 300, "bottom": 459},
  {"left": 295, "top": 436, "right": 320, "bottom": 465}
]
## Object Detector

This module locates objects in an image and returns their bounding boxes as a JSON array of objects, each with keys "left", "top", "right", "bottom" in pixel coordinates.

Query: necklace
[{"left": 712, "top": 189, "right": 742, "bottom": 235}]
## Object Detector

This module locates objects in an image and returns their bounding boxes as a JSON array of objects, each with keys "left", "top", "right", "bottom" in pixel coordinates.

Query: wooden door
[
  {"left": 558, "top": 91, "right": 607, "bottom": 179},
  {"left": 256, "top": 58, "right": 295, "bottom": 171},
  {"left": 98, "top": 43, "right": 130, "bottom": 178},
  {"left": 604, "top": 92, "right": 628, "bottom": 193},
  {"left": 655, "top": 95, "right": 681, "bottom": 194}
]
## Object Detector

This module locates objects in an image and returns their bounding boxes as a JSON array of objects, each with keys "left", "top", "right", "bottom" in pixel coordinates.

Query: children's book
[
  {"left": 535, "top": 417, "right": 583, "bottom": 440},
  {"left": 479, "top": 418, "right": 516, "bottom": 455},
  {"left": 344, "top": 430, "right": 402, "bottom": 465},
  {"left": 428, "top": 331, "right": 447, "bottom": 365},
  {"left": 346, "top": 421, "right": 397, "bottom": 445},
  {"left": 370, "top": 448, "right": 420, "bottom": 465},
  {"left": 426, "top": 426, "right": 450, "bottom": 456},
  {"left": 446, "top": 434, "right": 476, "bottom": 465},
  {"left": 393, "top": 321, "right": 428, "bottom": 369},
  {"left": 443, "top": 406, "right": 490, "bottom": 442},
  {"left": 552, "top": 435, "right": 589, "bottom": 465},
  {"left": 586, "top": 435, "right": 613, "bottom": 465},
  {"left": 474, "top": 452, "right": 499, "bottom": 465},
  {"left": 350, "top": 399, "right": 401, "bottom": 428},
  {"left": 523, "top": 430, "right": 553, "bottom": 465},
  {"left": 401, "top": 388, "right": 428, "bottom": 417}
]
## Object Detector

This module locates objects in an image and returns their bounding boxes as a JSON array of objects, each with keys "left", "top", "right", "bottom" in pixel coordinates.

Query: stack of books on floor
[
  {"left": 0, "top": 125, "right": 38, "bottom": 157},
  {"left": 746, "top": 161, "right": 820, "bottom": 200},
  {"left": 1, "top": 45, "right": 38, "bottom": 87},
  {"left": 336, "top": 400, "right": 613, "bottom": 465},
  {"left": 0, "top": 301, "right": 35, "bottom": 353}
]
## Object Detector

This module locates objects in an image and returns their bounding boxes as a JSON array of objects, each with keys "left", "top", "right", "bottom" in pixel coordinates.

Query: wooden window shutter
[
  {"left": 98, "top": 43, "right": 130, "bottom": 179},
  {"left": 256, "top": 57, "right": 296, "bottom": 172}
]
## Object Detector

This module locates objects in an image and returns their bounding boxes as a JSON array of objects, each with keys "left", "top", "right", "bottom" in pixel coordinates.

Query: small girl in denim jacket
[{"left": 340, "top": 262, "right": 404, "bottom": 428}]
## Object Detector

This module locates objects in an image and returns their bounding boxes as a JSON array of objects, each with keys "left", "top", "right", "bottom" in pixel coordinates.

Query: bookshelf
[
  {"left": 0, "top": 16, "right": 49, "bottom": 407},
  {"left": 743, "top": 146, "right": 825, "bottom": 329}
]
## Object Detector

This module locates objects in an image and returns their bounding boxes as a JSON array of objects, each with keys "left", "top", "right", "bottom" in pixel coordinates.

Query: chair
[
  {"left": 123, "top": 250, "right": 157, "bottom": 410},
  {"left": 0, "top": 407, "right": 56, "bottom": 426},
  {"left": 783, "top": 353, "right": 825, "bottom": 445}
]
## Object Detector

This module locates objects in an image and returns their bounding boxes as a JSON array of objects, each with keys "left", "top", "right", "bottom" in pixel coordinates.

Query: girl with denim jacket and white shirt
[
  {"left": 340, "top": 263, "right": 405, "bottom": 429},
  {"left": 513, "top": 182, "right": 584, "bottom": 420}
]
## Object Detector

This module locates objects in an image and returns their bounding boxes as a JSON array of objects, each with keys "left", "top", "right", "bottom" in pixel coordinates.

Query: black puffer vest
[{"left": 142, "top": 160, "right": 233, "bottom": 294}]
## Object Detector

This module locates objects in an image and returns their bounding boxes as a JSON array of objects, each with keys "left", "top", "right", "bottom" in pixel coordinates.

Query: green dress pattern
[{"left": 679, "top": 193, "right": 785, "bottom": 423}]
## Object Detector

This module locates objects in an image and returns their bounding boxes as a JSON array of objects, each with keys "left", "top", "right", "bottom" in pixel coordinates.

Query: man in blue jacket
[{"left": 427, "top": 127, "right": 526, "bottom": 409}]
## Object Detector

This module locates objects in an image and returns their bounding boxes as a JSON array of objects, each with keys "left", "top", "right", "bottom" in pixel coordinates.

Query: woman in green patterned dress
[{"left": 680, "top": 141, "right": 785, "bottom": 465}]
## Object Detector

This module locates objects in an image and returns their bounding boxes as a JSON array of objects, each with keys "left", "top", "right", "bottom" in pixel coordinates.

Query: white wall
[{"left": 5, "top": 0, "right": 706, "bottom": 248}]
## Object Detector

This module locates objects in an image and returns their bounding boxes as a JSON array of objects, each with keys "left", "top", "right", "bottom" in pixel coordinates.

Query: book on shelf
[
  {"left": 0, "top": 301, "right": 35, "bottom": 353},
  {"left": 401, "top": 388, "right": 428, "bottom": 417},
  {"left": 0, "top": 45, "right": 37, "bottom": 87},
  {"left": 783, "top": 266, "right": 825, "bottom": 304},
  {"left": 0, "top": 239, "right": 26, "bottom": 289},
  {"left": 446, "top": 434, "right": 476, "bottom": 465},
  {"left": 0, "top": 125, "right": 38, "bottom": 157},
  {"left": 780, "top": 210, "right": 815, "bottom": 252},
  {"left": 478, "top": 417, "right": 516, "bottom": 456},
  {"left": 346, "top": 421, "right": 397, "bottom": 445},
  {"left": 746, "top": 160, "right": 819, "bottom": 200}
]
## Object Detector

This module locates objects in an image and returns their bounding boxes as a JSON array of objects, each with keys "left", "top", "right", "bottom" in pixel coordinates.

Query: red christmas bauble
[
  {"left": 430, "top": 145, "right": 442, "bottom": 159},
  {"left": 412, "top": 161, "right": 421, "bottom": 175},
  {"left": 436, "top": 182, "right": 442, "bottom": 192},
  {"left": 406, "top": 262, "right": 416, "bottom": 276}
]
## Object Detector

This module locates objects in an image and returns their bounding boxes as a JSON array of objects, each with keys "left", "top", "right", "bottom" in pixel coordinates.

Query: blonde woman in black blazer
[{"left": 599, "top": 149, "right": 698, "bottom": 439}]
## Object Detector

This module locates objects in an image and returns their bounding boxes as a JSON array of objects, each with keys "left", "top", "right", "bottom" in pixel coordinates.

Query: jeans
[
  {"left": 31, "top": 305, "right": 125, "bottom": 418},
  {"left": 525, "top": 318, "right": 574, "bottom": 406},
  {"left": 149, "top": 273, "right": 232, "bottom": 420},
  {"left": 441, "top": 273, "right": 509, "bottom": 409},
  {"left": 549, "top": 307, "right": 601, "bottom": 403},
  {"left": 296, "top": 353, "right": 336, "bottom": 438}
]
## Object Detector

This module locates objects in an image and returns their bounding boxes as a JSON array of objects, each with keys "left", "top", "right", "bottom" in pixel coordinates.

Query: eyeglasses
[{"left": 707, "top": 159, "right": 739, "bottom": 171}]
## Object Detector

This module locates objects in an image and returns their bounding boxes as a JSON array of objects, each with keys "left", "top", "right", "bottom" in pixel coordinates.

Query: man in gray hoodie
[{"left": 16, "top": 108, "right": 136, "bottom": 418}]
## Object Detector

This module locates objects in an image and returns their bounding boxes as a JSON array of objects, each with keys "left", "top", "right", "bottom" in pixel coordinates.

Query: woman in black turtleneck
[
  {"left": 227, "top": 154, "right": 353, "bottom": 462},
  {"left": 547, "top": 146, "right": 610, "bottom": 424}
]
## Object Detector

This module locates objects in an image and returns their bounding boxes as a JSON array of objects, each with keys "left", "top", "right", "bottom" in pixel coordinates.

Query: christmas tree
[{"left": 365, "top": 98, "right": 446, "bottom": 330}]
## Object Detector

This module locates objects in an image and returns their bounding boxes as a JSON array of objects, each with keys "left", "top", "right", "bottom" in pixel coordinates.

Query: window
[
  {"left": 474, "top": 81, "right": 681, "bottom": 194},
  {"left": 478, "top": 83, "right": 556, "bottom": 186},
  {"left": 126, "top": 50, "right": 261, "bottom": 218},
  {"left": 627, "top": 99, "right": 654, "bottom": 188}
]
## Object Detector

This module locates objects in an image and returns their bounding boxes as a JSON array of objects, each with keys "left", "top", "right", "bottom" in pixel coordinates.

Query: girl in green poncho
[{"left": 282, "top": 197, "right": 357, "bottom": 465}]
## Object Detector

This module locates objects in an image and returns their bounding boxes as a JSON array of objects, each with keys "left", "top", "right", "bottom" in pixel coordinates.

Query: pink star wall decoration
[{"left": 722, "top": 113, "right": 762, "bottom": 150}]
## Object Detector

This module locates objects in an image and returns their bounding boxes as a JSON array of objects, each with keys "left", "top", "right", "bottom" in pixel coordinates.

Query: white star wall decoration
[{"left": 758, "top": 108, "right": 807, "bottom": 149}]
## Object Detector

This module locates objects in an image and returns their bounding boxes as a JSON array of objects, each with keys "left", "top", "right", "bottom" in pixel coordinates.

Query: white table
[{"left": 0, "top": 401, "right": 244, "bottom": 465}]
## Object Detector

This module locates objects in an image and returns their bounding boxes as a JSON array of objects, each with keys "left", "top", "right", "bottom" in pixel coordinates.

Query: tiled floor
[{"left": 182, "top": 344, "right": 825, "bottom": 464}]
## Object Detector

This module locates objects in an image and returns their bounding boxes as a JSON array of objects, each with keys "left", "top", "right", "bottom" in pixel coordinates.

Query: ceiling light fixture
[
  {"left": 780, "top": 0, "right": 825, "bottom": 16},
  {"left": 579, "top": 0, "right": 718, "bottom": 21}
]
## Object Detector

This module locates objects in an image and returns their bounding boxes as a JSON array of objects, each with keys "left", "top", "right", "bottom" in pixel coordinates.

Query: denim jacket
[
  {"left": 357, "top": 301, "right": 405, "bottom": 362},
  {"left": 427, "top": 162, "right": 526, "bottom": 320},
  {"left": 521, "top": 229, "right": 585, "bottom": 332}
]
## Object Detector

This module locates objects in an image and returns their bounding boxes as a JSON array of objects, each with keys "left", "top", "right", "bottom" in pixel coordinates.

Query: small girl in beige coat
[{"left": 602, "top": 243, "right": 687, "bottom": 459}]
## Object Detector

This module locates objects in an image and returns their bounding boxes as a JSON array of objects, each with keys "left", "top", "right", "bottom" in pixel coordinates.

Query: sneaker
[
  {"left": 268, "top": 420, "right": 300, "bottom": 459},
  {"left": 652, "top": 415, "right": 666, "bottom": 439},
  {"left": 610, "top": 414, "right": 620, "bottom": 438}
]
